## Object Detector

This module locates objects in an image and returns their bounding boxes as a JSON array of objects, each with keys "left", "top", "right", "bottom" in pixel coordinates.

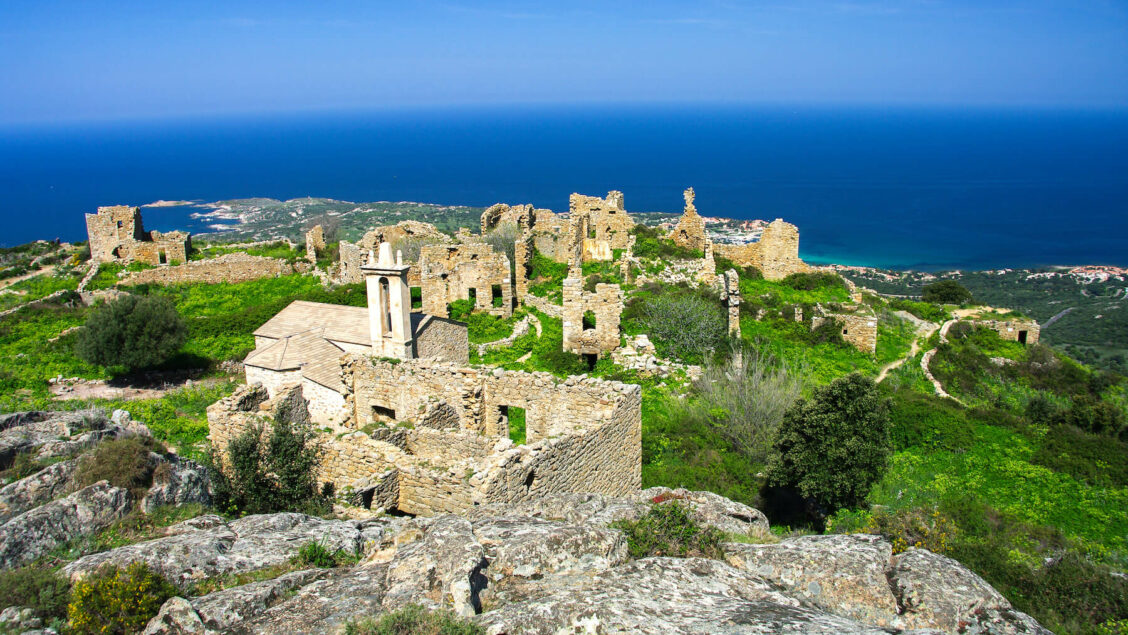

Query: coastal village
[{"left": 0, "top": 189, "right": 1103, "bottom": 635}]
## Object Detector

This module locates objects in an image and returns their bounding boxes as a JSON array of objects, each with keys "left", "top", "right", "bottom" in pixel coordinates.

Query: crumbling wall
[
  {"left": 337, "top": 221, "right": 450, "bottom": 285},
  {"left": 668, "top": 187, "right": 707, "bottom": 253},
  {"left": 120, "top": 253, "right": 293, "bottom": 286},
  {"left": 415, "top": 315, "right": 471, "bottom": 364},
  {"left": 715, "top": 218, "right": 811, "bottom": 281},
  {"left": 84, "top": 205, "right": 191, "bottom": 266},
  {"left": 722, "top": 269, "right": 741, "bottom": 338},
  {"left": 419, "top": 243, "right": 513, "bottom": 317},
  {"left": 562, "top": 279, "right": 622, "bottom": 357},
  {"left": 569, "top": 191, "right": 634, "bottom": 259},
  {"left": 967, "top": 319, "right": 1040, "bottom": 345},
  {"left": 812, "top": 305, "right": 878, "bottom": 354},
  {"left": 304, "top": 225, "right": 325, "bottom": 263}
]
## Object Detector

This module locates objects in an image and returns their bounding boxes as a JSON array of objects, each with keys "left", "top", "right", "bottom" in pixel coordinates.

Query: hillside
[{"left": 0, "top": 210, "right": 1125, "bottom": 633}]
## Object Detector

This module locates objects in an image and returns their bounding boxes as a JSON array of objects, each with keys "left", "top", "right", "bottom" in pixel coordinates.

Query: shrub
[
  {"left": 67, "top": 562, "right": 177, "bottom": 635},
  {"left": 0, "top": 565, "right": 71, "bottom": 624},
  {"left": 922, "top": 280, "right": 974, "bottom": 304},
  {"left": 447, "top": 299, "right": 475, "bottom": 322},
  {"left": 75, "top": 295, "right": 187, "bottom": 372},
  {"left": 837, "top": 506, "right": 955, "bottom": 554},
  {"left": 345, "top": 604, "right": 484, "bottom": 635},
  {"left": 73, "top": 437, "right": 162, "bottom": 498},
  {"left": 206, "top": 416, "right": 328, "bottom": 516},
  {"left": 889, "top": 298, "right": 948, "bottom": 323},
  {"left": 781, "top": 272, "right": 845, "bottom": 291},
  {"left": 612, "top": 500, "right": 725, "bottom": 559},
  {"left": 482, "top": 222, "right": 518, "bottom": 276},
  {"left": 293, "top": 539, "right": 358, "bottom": 568},
  {"left": 767, "top": 373, "right": 891, "bottom": 515},
  {"left": 639, "top": 292, "right": 727, "bottom": 363},
  {"left": 694, "top": 349, "right": 806, "bottom": 464},
  {"left": 886, "top": 388, "right": 976, "bottom": 451}
]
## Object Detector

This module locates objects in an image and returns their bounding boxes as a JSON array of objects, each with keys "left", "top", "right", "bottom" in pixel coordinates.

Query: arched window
[{"left": 379, "top": 277, "right": 392, "bottom": 335}]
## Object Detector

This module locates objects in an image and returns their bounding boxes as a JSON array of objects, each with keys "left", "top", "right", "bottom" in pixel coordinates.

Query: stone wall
[
  {"left": 304, "top": 225, "right": 325, "bottom": 263},
  {"left": 562, "top": 278, "right": 623, "bottom": 357},
  {"left": 120, "top": 253, "right": 294, "bottom": 286},
  {"left": 668, "top": 188, "right": 707, "bottom": 253},
  {"left": 419, "top": 243, "right": 513, "bottom": 317},
  {"left": 722, "top": 269, "right": 741, "bottom": 338},
  {"left": 415, "top": 315, "right": 471, "bottom": 364},
  {"left": 715, "top": 219, "right": 811, "bottom": 281},
  {"left": 811, "top": 305, "right": 878, "bottom": 354},
  {"left": 207, "top": 358, "right": 643, "bottom": 516},
  {"left": 336, "top": 221, "right": 450, "bottom": 285},
  {"left": 967, "top": 319, "right": 1040, "bottom": 345},
  {"left": 85, "top": 205, "right": 190, "bottom": 266}
]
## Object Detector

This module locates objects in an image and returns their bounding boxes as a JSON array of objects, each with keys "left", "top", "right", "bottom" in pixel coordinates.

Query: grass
[
  {"left": 466, "top": 311, "right": 518, "bottom": 344},
  {"left": 612, "top": 500, "right": 725, "bottom": 559},
  {"left": 345, "top": 605, "right": 484, "bottom": 635},
  {"left": 0, "top": 268, "right": 83, "bottom": 311}
]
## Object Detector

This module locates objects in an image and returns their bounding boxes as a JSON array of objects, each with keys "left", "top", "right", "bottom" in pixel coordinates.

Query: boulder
[
  {"left": 0, "top": 458, "right": 78, "bottom": 524},
  {"left": 636, "top": 487, "right": 771, "bottom": 536},
  {"left": 63, "top": 512, "right": 361, "bottom": 589},
  {"left": 724, "top": 534, "right": 899, "bottom": 626},
  {"left": 382, "top": 515, "right": 486, "bottom": 617},
  {"left": 0, "top": 481, "right": 131, "bottom": 569},
  {"left": 189, "top": 569, "right": 327, "bottom": 631},
  {"left": 141, "top": 597, "right": 205, "bottom": 635},
  {"left": 890, "top": 548, "right": 1051, "bottom": 634},
  {"left": 140, "top": 455, "right": 211, "bottom": 513},
  {"left": 233, "top": 565, "right": 390, "bottom": 634}
]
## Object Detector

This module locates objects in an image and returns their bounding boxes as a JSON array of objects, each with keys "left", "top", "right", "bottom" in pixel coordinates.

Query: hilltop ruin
[{"left": 85, "top": 205, "right": 191, "bottom": 265}]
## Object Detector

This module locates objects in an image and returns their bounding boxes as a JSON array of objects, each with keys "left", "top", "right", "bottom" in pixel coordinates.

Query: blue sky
[{"left": 1, "top": 0, "right": 1126, "bottom": 123}]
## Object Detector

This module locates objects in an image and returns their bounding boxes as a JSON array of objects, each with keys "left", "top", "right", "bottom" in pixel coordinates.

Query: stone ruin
[
  {"left": 966, "top": 317, "right": 1040, "bottom": 346},
  {"left": 304, "top": 224, "right": 325, "bottom": 264},
  {"left": 811, "top": 303, "right": 878, "bottom": 354},
  {"left": 481, "top": 191, "right": 636, "bottom": 266},
  {"left": 715, "top": 218, "right": 811, "bottom": 281},
  {"left": 120, "top": 253, "right": 294, "bottom": 286},
  {"left": 562, "top": 277, "right": 623, "bottom": 360},
  {"left": 337, "top": 221, "right": 452, "bottom": 286},
  {"left": 208, "top": 356, "right": 642, "bottom": 516},
  {"left": 722, "top": 269, "right": 742, "bottom": 339},
  {"left": 668, "top": 187, "right": 708, "bottom": 253},
  {"left": 85, "top": 205, "right": 191, "bottom": 266},
  {"left": 419, "top": 243, "right": 514, "bottom": 318}
]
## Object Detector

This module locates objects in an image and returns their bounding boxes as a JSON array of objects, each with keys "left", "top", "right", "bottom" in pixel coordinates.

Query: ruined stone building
[
  {"left": 304, "top": 224, "right": 325, "bottom": 264},
  {"left": 243, "top": 243, "right": 468, "bottom": 424},
  {"left": 811, "top": 304, "right": 878, "bottom": 354},
  {"left": 419, "top": 243, "right": 514, "bottom": 318},
  {"left": 562, "top": 277, "right": 623, "bottom": 361},
  {"left": 715, "top": 219, "right": 811, "bottom": 281},
  {"left": 85, "top": 205, "right": 191, "bottom": 265},
  {"left": 669, "top": 188, "right": 708, "bottom": 253},
  {"left": 967, "top": 318, "right": 1040, "bottom": 345},
  {"left": 209, "top": 357, "right": 642, "bottom": 516},
  {"left": 337, "top": 221, "right": 452, "bottom": 286},
  {"left": 481, "top": 191, "right": 636, "bottom": 266}
]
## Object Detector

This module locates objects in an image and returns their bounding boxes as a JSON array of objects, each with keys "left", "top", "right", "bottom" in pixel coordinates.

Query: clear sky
[{"left": 1, "top": 0, "right": 1126, "bottom": 124}]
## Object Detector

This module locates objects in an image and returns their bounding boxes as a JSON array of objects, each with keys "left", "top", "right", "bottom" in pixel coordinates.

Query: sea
[{"left": 1, "top": 104, "right": 1126, "bottom": 271}]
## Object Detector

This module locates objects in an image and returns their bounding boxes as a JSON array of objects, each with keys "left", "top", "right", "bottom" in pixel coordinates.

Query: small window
[
  {"left": 468, "top": 288, "right": 477, "bottom": 303},
  {"left": 491, "top": 284, "right": 503, "bottom": 307},
  {"left": 371, "top": 404, "right": 396, "bottom": 422},
  {"left": 410, "top": 286, "right": 422, "bottom": 309},
  {"left": 842, "top": 329, "right": 848, "bottom": 335},
  {"left": 583, "top": 310, "right": 597, "bottom": 330},
  {"left": 116, "top": 220, "right": 123, "bottom": 229},
  {"left": 158, "top": 249, "right": 167, "bottom": 264},
  {"left": 499, "top": 405, "right": 526, "bottom": 445}
]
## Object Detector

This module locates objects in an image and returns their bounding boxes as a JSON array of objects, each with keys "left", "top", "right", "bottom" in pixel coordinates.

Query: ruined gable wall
[
  {"left": 715, "top": 218, "right": 810, "bottom": 281},
  {"left": 812, "top": 310, "right": 877, "bottom": 354},
  {"left": 305, "top": 225, "right": 325, "bottom": 263},
  {"left": 415, "top": 316, "right": 470, "bottom": 364},
  {"left": 419, "top": 243, "right": 513, "bottom": 317},
  {"left": 668, "top": 188, "right": 707, "bottom": 253},
  {"left": 302, "top": 377, "right": 349, "bottom": 427},
  {"left": 562, "top": 279, "right": 623, "bottom": 356},
  {"left": 968, "top": 319, "right": 1040, "bottom": 345},
  {"left": 85, "top": 205, "right": 191, "bottom": 265},
  {"left": 121, "top": 253, "right": 293, "bottom": 285}
]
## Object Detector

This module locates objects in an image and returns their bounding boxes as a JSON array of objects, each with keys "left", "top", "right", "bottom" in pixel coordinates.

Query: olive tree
[{"left": 75, "top": 295, "right": 186, "bottom": 372}]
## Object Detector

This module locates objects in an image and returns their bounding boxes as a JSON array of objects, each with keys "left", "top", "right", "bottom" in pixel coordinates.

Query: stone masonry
[
  {"left": 336, "top": 221, "right": 451, "bottom": 285},
  {"left": 562, "top": 276, "right": 623, "bottom": 358},
  {"left": 208, "top": 357, "right": 642, "bottom": 516},
  {"left": 668, "top": 187, "right": 707, "bottom": 253},
  {"left": 85, "top": 205, "right": 191, "bottom": 266},
  {"left": 811, "top": 304, "right": 878, "bottom": 354},
  {"left": 715, "top": 218, "right": 811, "bottom": 281},
  {"left": 722, "top": 269, "right": 741, "bottom": 338},
  {"left": 967, "top": 318, "right": 1040, "bottom": 345},
  {"left": 419, "top": 243, "right": 513, "bottom": 318},
  {"left": 304, "top": 225, "right": 325, "bottom": 264},
  {"left": 120, "top": 253, "right": 294, "bottom": 286}
]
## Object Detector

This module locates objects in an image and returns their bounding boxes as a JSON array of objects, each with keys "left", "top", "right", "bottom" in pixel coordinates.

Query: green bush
[
  {"left": 612, "top": 500, "right": 725, "bottom": 559},
  {"left": 714, "top": 255, "right": 762, "bottom": 280},
  {"left": 448, "top": 299, "right": 475, "bottom": 322},
  {"left": 293, "top": 539, "right": 358, "bottom": 568},
  {"left": 635, "top": 291, "right": 727, "bottom": 364},
  {"left": 886, "top": 388, "right": 976, "bottom": 452},
  {"left": 67, "top": 562, "right": 177, "bottom": 635},
  {"left": 206, "top": 416, "right": 329, "bottom": 516},
  {"left": 75, "top": 295, "right": 187, "bottom": 372},
  {"left": 345, "top": 604, "right": 484, "bottom": 635},
  {"left": 922, "top": 280, "right": 974, "bottom": 304},
  {"left": 1031, "top": 424, "right": 1128, "bottom": 487},
  {"left": 466, "top": 312, "right": 515, "bottom": 344},
  {"left": 781, "top": 272, "right": 845, "bottom": 292},
  {"left": 0, "top": 565, "right": 71, "bottom": 624},
  {"left": 73, "top": 437, "right": 163, "bottom": 498},
  {"left": 630, "top": 224, "right": 702, "bottom": 260},
  {"left": 767, "top": 373, "right": 891, "bottom": 515},
  {"left": 889, "top": 298, "right": 948, "bottom": 323}
]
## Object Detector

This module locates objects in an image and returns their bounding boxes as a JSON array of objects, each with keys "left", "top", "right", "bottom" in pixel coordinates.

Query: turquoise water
[{"left": 1, "top": 105, "right": 1126, "bottom": 270}]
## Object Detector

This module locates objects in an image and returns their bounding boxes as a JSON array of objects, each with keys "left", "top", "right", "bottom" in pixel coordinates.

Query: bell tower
[{"left": 362, "top": 242, "right": 415, "bottom": 360}]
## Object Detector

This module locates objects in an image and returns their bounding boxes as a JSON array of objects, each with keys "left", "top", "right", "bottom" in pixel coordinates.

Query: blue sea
[{"left": 1, "top": 105, "right": 1126, "bottom": 271}]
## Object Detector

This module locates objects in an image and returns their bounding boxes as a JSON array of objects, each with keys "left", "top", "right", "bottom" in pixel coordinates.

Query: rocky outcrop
[
  {"left": 0, "top": 458, "right": 78, "bottom": 524},
  {"left": 0, "top": 481, "right": 131, "bottom": 569},
  {"left": 141, "top": 455, "right": 211, "bottom": 513}
]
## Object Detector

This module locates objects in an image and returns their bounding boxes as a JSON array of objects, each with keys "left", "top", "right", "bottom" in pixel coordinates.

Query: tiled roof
[
  {"left": 244, "top": 329, "right": 346, "bottom": 392},
  {"left": 253, "top": 300, "right": 370, "bottom": 346}
]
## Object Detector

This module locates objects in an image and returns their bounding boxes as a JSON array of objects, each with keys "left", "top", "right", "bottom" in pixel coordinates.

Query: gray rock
[
  {"left": 890, "top": 548, "right": 1051, "bottom": 634},
  {"left": 637, "top": 487, "right": 771, "bottom": 536},
  {"left": 382, "top": 515, "right": 486, "bottom": 617},
  {"left": 63, "top": 513, "right": 361, "bottom": 589},
  {"left": 476, "top": 556, "right": 888, "bottom": 635},
  {"left": 466, "top": 491, "right": 647, "bottom": 527},
  {"left": 724, "top": 534, "right": 899, "bottom": 627},
  {"left": 141, "top": 456, "right": 211, "bottom": 514},
  {"left": 0, "top": 481, "right": 130, "bottom": 569},
  {"left": 190, "top": 569, "right": 327, "bottom": 631},
  {"left": 0, "top": 458, "right": 77, "bottom": 524},
  {"left": 232, "top": 565, "right": 389, "bottom": 634},
  {"left": 141, "top": 597, "right": 205, "bottom": 635}
]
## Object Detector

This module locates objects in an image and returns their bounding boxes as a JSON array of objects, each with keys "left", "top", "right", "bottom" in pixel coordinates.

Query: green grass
[
  {"left": 467, "top": 312, "right": 518, "bottom": 344},
  {"left": 0, "top": 304, "right": 105, "bottom": 410},
  {"left": 190, "top": 241, "right": 302, "bottom": 263},
  {"left": 0, "top": 269, "right": 82, "bottom": 311},
  {"left": 527, "top": 249, "right": 568, "bottom": 303}
]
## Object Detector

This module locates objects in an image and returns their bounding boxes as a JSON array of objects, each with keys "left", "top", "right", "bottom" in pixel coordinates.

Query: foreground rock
[
  {"left": 117, "top": 490, "right": 1049, "bottom": 634},
  {"left": 0, "top": 481, "right": 131, "bottom": 568},
  {"left": 0, "top": 458, "right": 78, "bottom": 524}
]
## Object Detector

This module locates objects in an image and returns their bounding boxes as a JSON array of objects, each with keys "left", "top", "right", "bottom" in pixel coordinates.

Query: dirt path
[
  {"left": 50, "top": 375, "right": 225, "bottom": 402},
  {"left": 919, "top": 319, "right": 966, "bottom": 404},
  {"left": 876, "top": 311, "right": 938, "bottom": 383}
]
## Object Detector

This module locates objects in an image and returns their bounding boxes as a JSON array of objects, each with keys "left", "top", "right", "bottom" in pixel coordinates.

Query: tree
[
  {"left": 767, "top": 373, "right": 891, "bottom": 514},
  {"left": 922, "top": 280, "right": 974, "bottom": 305},
  {"left": 640, "top": 292, "right": 727, "bottom": 363},
  {"left": 75, "top": 295, "right": 187, "bottom": 372}
]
